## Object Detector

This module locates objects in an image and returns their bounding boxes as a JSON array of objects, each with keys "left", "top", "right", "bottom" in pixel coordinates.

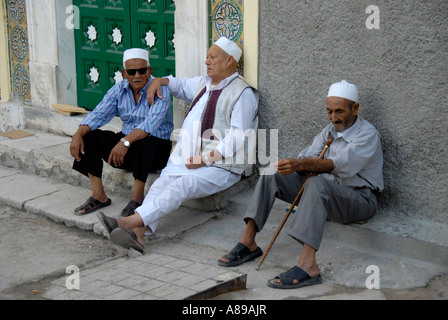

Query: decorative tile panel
[
  {"left": 7, "top": 0, "right": 31, "bottom": 102},
  {"left": 210, "top": 0, "right": 244, "bottom": 69}
]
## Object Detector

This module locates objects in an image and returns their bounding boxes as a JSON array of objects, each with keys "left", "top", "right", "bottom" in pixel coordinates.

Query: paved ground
[
  {"left": 1, "top": 194, "right": 447, "bottom": 301},
  {"left": 0, "top": 197, "right": 245, "bottom": 301},
  {"left": 0, "top": 130, "right": 447, "bottom": 303}
]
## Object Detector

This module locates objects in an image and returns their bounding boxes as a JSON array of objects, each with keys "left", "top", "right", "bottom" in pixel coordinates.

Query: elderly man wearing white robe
[{"left": 97, "top": 37, "right": 259, "bottom": 252}]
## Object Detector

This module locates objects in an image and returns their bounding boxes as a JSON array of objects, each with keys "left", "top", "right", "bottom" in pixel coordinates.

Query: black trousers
[{"left": 73, "top": 130, "right": 172, "bottom": 183}]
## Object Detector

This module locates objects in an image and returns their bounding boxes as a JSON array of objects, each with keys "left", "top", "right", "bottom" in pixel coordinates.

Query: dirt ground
[{"left": 0, "top": 206, "right": 119, "bottom": 299}]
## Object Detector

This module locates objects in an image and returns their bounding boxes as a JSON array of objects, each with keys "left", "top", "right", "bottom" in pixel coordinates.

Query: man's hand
[
  {"left": 274, "top": 158, "right": 334, "bottom": 176},
  {"left": 185, "top": 156, "right": 205, "bottom": 170},
  {"left": 70, "top": 134, "right": 85, "bottom": 162},
  {"left": 185, "top": 151, "right": 222, "bottom": 170},
  {"left": 273, "top": 159, "right": 301, "bottom": 175},
  {"left": 70, "top": 126, "right": 91, "bottom": 162},
  {"left": 108, "top": 142, "right": 128, "bottom": 167},
  {"left": 147, "top": 78, "right": 167, "bottom": 105}
]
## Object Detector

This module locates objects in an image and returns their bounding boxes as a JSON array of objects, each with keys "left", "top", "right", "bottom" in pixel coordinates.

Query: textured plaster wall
[{"left": 258, "top": 0, "right": 448, "bottom": 223}]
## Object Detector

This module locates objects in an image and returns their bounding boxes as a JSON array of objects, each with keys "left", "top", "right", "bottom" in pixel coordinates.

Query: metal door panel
[{"left": 74, "top": 0, "right": 175, "bottom": 110}]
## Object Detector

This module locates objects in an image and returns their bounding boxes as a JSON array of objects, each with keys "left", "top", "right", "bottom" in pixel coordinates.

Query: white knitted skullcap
[
  {"left": 123, "top": 48, "right": 150, "bottom": 67},
  {"left": 328, "top": 80, "right": 359, "bottom": 102},
  {"left": 214, "top": 37, "right": 243, "bottom": 63}
]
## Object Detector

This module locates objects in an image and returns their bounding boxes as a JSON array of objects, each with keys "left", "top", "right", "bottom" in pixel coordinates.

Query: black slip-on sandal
[
  {"left": 74, "top": 197, "right": 111, "bottom": 216},
  {"left": 120, "top": 200, "right": 141, "bottom": 217},
  {"left": 267, "top": 266, "right": 322, "bottom": 289},
  {"left": 218, "top": 242, "right": 263, "bottom": 267}
]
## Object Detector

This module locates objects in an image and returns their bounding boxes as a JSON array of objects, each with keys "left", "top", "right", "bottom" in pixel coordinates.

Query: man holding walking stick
[{"left": 218, "top": 80, "right": 384, "bottom": 289}]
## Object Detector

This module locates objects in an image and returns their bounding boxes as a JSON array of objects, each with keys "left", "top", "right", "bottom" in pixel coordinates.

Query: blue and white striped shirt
[{"left": 80, "top": 77, "right": 173, "bottom": 140}]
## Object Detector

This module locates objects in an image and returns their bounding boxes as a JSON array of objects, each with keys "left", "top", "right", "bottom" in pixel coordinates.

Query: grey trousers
[{"left": 244, "top": 173, "right": 378, "bottom": 251}]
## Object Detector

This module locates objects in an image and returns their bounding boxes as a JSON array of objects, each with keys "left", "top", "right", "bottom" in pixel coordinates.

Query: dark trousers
[{"left": 73, "top": 130, "right": 172, "bottom": 183}]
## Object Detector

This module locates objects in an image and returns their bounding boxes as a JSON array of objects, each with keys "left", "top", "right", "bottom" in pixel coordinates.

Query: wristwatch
[{"left": 121, "top": 138, "right": 131, "bottom": 148}]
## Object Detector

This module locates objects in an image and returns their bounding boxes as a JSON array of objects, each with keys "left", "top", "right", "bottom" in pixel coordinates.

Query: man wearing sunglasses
[{"left": 70, "top": 48, "right": 173, "bottom": 217}]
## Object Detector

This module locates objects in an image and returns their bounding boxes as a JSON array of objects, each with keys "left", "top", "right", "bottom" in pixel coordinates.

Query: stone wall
[{"left": 258, "top": 0, "right": 448, "bottom": 223}]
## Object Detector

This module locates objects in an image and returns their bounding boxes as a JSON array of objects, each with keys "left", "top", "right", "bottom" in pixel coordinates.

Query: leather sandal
[
  {"left": 218, "top": 242, "right": 263, "bottom": 267},
  {"left": 267, "top": 266, "right": 322, "bottom": 289},
  {"left": 120, "top": 200, "right": 141, "bottom": 217},
  {"left": 74, "top": 197, "right": 111, "bottom": 216}
]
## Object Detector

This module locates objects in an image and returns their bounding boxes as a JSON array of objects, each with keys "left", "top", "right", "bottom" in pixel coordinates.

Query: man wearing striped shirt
[
  {"left": 70, "top": 48, "right": 173, "bottom": 217},
  {"left": 97, "top": 37, "right": 259, "bottom": 253}
]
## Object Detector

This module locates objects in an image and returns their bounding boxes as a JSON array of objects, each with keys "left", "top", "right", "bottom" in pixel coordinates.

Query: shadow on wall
[
  {"left": 363, "top": 85, "right": 403, "bottom": 215},
  {"left": 362, "top": 86, "right": 441, "bottom": 221}
]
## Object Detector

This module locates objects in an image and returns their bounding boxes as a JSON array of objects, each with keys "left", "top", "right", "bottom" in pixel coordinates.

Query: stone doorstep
[
  {"left": 1, "top": 164, "right": 448, "bottom": 297},
  {"left": 2, "top": 128, "right": 448, "bottom": 296},
  {"left": 0, "top": 130, "right": 157, "bottom": 197},
  {"left": 0, "top": 129, "right": 257, "bottom": 212},
  {"left": 2, "top": 128, "right": 448, "bottom": 251},
  {"left": 0, "top": 166, "right": 249, "bottom": 300},
  {"left": 0, "top": 165, "right": 225, "bottom": 243},
  {"left": 0, "top": 163, "right": 249, "bottom": 300}
]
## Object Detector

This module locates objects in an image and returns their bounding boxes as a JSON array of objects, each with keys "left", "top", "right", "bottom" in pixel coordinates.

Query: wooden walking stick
[{"left": 256, "top": 135, "right": 334, "bottom": 270}]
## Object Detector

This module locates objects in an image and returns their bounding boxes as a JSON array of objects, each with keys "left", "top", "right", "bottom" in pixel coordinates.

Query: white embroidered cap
[
  {"left": 328, "top": 80, "right": 359, "bottom": 102},
  {"left": 214, "top": 37, "right": 243, "bottom": 63},
  {"left": 123, "top": 48, "right": 150, "bottom": 67}
]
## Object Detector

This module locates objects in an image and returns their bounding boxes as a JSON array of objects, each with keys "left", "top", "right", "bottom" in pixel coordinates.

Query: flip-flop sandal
[
  {"left": 110, "top": 228, "right": 144, "bottom": 253},
  {"left": 120, "top": 200, "right": 141, "bottom": 217},
  {"left": 74, "top": 197, "right": 111, "bottom": 216},
  {"left": 218, "top": 242, "right": 263, "bottom": 267},
  {"left": 267, "top": 266, "right": 322, "bottom": 289}
]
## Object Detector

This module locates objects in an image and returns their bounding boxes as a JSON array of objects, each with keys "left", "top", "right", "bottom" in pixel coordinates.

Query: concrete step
[
  {"left": 0, "top": 165, "right": 216, "bottom": 239},
  {"left": 0, "top": 129, "right": 256, "bottom": 212},
  {"left": 1, "top": 128, "right": 447, "bottom": 296},
  {"left": 2, "top": 161, "right": 448, "bottom": 297},
  {"left": 0, "top": 129, "right": 144, "bottom": 195},
  {"left": 185, "top": 189, "right": 448, "bottom": 292},
  {"left": 0, "top": 165, "right": 248, "bottom": 300}
]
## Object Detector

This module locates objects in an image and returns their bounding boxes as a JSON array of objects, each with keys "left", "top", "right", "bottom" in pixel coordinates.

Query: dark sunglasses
[{"left": 126, "top": 67, "right": 149, "bottom": 76}]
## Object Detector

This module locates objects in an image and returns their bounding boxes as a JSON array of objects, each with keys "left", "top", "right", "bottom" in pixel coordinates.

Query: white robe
[{"left": 136, "top": 73, "right": 258, "bottom": 234}]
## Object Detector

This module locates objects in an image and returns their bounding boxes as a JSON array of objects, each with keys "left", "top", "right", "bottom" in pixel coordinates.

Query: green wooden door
[{"left": 74, "top": 0, "right": 175, "bottom": 110}]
